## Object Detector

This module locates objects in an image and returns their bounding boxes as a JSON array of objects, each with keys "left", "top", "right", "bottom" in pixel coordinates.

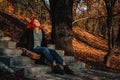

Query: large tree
[
  {"left": 49, "top": 0, "right": 74, "bottom": 55},
  {"left": 103, "top": 0, "right": 117, "bottom": 65}
]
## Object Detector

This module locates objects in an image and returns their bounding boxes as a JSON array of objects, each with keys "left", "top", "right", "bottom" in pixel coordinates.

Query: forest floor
[{"left": 0, "top": 12, "right": 120, "bottom": 76}]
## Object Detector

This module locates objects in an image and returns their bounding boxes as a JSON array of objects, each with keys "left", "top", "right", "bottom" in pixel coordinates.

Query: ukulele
[{"left": 21, "top": 48, "right": 41, "bottom": 60}]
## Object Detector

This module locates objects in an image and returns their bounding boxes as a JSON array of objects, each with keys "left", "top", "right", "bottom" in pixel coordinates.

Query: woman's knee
[
  {"left": 43, "top": 47, "right": 50, "bottom": 53},
  {"left": 43, "top": 47, "right": 49, "bottom": 51},
  {"left": 49, "top": 49, "right": 55, "bottom": 51}
]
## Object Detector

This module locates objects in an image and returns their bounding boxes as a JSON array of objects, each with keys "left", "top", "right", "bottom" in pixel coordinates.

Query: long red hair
[{"left": 27, "top": 18, "right": 42, "bottom": 29}]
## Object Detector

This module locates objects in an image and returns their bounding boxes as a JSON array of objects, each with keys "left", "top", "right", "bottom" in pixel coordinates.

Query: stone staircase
[{"left": 0, "top": 31, "right": 120, "bottom": 80}]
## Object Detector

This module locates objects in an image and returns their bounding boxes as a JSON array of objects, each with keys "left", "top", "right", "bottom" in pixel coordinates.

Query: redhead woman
[{"left": 17, "top": 18, "right": 73, "bottom": 75}]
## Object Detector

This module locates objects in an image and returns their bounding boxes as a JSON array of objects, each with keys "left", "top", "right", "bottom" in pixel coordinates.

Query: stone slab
[
  {"left": 55, "top": 50, "right": 64, "bottom": 57},
  {"left": 47, "top": 44, "right": 55, "bottom": 49},
  {"left": 25, "top": 65, "right": 51, "bottom": 77},
  {"left": 0, "top": 31, "right": 4, "bottom": 37},
  {"left": 0, "top": 48, "right": 22, "bottom": 56},
  {"left": 69, "top": 61, "right": 86, "bottom": 71},
  {"left": 0, "top": 36, "right": 11, "bottom": 41},
  {"left": 0, "top": 41, "right": 16, "bottom": 48},
  {"left": 63, "top": 56, "right": 75, "bottom": 63},
  {"left": 0, "top": 56, "right": 34, "bottom": 67}
]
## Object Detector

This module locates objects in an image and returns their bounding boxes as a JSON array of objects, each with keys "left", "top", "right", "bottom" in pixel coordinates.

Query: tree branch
[{"left": 41, "top": 0, "right": 50, "bottom": 13}]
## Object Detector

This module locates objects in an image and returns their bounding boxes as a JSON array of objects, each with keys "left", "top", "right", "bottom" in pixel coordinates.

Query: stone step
[
  {"left": 0, "top": 56, "right": 34, "bottom": 66},
  {"left": 0, "top": 48, "right": 22, "bottom": 56},
  {"left": 0, "top": 31, "right": 4, "bottom": 37},
  {"left": 25, "top": 65, "right": 51, "bottom": 76},
  {"left": 24, "top": 62, "right": 85, "bottom": 78},
  {"left": 33, "top": 56, "right": 74, "bottom": 65},
  {"left": 14, "top": 66, "right": 120, "bottom": 80},
  {"left": 10, "top": 65, "right": 51, "bottom": 77},
  {"left": 0, "top": 41, "right": 16, "bottom": 48},
  {"left": 63, "top": 56, "right": 75, "bottom": 63},
  {"left": 26, "top": 69, "right": 120, "bottom": 80},
  {"left": 12, "top": 56, "right": 35, "bottom": 66},
  {"left": 47, "top": 44, "right": 65, "bottom": 56},
  {"left": 55, "top": 50, "right": 65, "bottom": 57},
  {"left": 0, "top": 36, "right": 11, "bottom": 41},
  {"left": 31, "top": 62, "right": 85, "bottom": 80},
  {"left": 27, "top": 73, "right": 83, "bottom": 80},
  {"left": 32, "top": 69, "right": 120, "bottom": 80},
  {"left": 69, "top": 61, "right": 86, "bottom": 71},
  {"left": 26, "top": 74, "right": 67, "bottom": 80},
  {"left": 12, "top": 56, "right": 75, "bottom": 77},
  {"left": 80, "top": 69, "right": 120, "bottom": 80},
  {"left": 47, "top": 44, "right": 55, "bottom": 49},
  {"left": 73, "top": 69, "right": 120, "bottom": 80},
  {"left": 0, "top": 55, "right": 74, "bottom": 67}
]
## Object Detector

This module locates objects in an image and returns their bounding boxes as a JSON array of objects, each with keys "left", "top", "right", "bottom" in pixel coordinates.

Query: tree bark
[
  {"left": 49, "top": 0, "right": 74, "bottom": 55},
  {"left": 116, "top": 19, "right": 120, "bottom": 46},
  {"left": 73, "top": 27, "right": 108, "bottom": 51},
  {"left": 103, "top": 0, "right": 117, "bottom": 65}
]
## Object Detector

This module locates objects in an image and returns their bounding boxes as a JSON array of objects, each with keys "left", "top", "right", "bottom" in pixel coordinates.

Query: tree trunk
[
  {"left": 49, "top": 0, "right": 74, "bottom": 55},
  {"left": 103, "top": 0, "right": 117, "bottom": 65},
  {"left": 116, "top": 19, "right": 120, "bottom": 46}
]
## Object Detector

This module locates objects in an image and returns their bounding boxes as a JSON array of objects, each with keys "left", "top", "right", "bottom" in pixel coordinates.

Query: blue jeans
[{"left": 32, "top": 46, "right": 64, "bottom": 64}]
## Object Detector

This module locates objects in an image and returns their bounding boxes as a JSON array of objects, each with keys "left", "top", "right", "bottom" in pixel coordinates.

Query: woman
[{"left": 17, "top": 18, "right": 73, "bottom": 75}]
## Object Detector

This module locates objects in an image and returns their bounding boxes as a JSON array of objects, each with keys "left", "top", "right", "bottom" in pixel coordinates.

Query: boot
[
  {"left": 52, "top": 65, "right": 64, "bottom": 75},
  {"left": 63, "top": 65, "right": 74, "bottom": 75}
]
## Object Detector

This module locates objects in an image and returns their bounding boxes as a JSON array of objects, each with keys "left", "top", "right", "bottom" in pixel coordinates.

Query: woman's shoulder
[
  {"left": 23, "top": 28, "right": 33, "bottom": 34},
  {"left": 25, "top": 28, "right": 33, "bottom": 31}
]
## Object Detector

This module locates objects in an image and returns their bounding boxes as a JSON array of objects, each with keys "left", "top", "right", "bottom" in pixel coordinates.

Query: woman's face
[{"left": 34, "top": 19, "right": 41, "bottom": 27}]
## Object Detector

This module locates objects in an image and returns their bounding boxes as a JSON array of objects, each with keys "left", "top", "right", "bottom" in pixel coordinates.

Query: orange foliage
[
  {"left": 6, "top": 1, "right": 14, "bottom": 13},
  {"left": 43, "top": 20, "right": 52, "bottom": 40}
]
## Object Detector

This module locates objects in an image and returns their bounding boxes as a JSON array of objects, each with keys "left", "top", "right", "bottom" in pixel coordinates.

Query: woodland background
[{"left": 0, "top": 0, "right": 120, "bottom": 73}]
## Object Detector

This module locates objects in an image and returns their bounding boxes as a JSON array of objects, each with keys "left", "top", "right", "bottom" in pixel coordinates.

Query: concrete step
[
  {"left": 12, "top": 56, "right": 35, "bottom": 66},
  {"left": 0, "top": 48, "right": 22, "bottom": 56},
  {"left": 82, "top": 69, "right": 120, "bottom": 79},
  {"left": 27, "top": 73, "right": 83, "bottom": 80},
  {"left": 0, "top": 36, "right": 11, "bottom": 41},
  {"left": 0, "top": 56, "right": 34, "bottom": 66},
  {"left": 24, "top": 61, "right": 85, "bottom": 78},
  {"left": 47, "top": 44, "right": 55, "bottom": 49},
  {"left": 69, "top": 61, "right": 86, "bottom": 71},
  {"left": 63, "top": 56, "right": 75, "bottom": 63},
  {"left": 25, "top": 65, "right": 51, "bottom": 76},
  {"left": 0, "top": 41, "right": 16, "bottom": 48},
  {"left": 55, "top": 50, "right": 65, "bottom": 57},
  {"left": 47, "top": 44, "right": 65, "bottom": 56},
  {"left": 30, "top": 62, "right": 86, "bottom": 79},
  {"left": 13, "top": 56, "right": 75, "bottom": 66},
  {"left": 28, "top": 71, "right": 120, "bottom": 80},
  {"left": 26, "top": 68, "right": 120, "bottom": 80},
  {"left": 26, "top": 74, "right": 67, "bottom": 80},
  {"left": 0, "top": 31, "right": 4, "bottom": 37},
  {"left": 13, "top": 66, "right": 120, "bottom": 80},
  {"left": 74, "top": 69, "right": 120, "bottom": 80},
  {"left": 0, "top": 54, "right": 75, "bottom": 67},
  {"left": 10, "top": 65, "right": 51, "bottom": 77},
  {"left": 34, "top": 56, "right": 74, "bottom": 65}
]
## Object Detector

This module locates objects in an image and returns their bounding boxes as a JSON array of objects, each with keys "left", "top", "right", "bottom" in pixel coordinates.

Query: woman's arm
[{"left": 16, "top": 29, "right": 29, "bottom": 48}]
